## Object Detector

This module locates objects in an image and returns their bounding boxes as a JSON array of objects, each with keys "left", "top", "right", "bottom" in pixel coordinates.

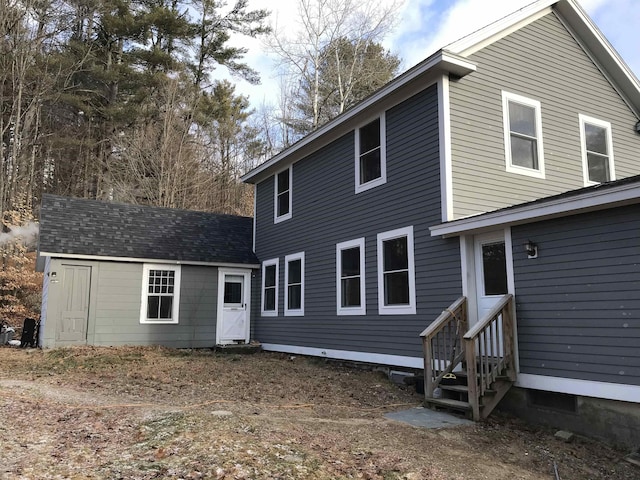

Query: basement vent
[{"left": 528, "top": 390, "right": 577, "bottom": 413}]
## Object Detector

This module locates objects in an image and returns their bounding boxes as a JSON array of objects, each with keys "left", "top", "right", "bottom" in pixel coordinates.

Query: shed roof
[{"left": 38, "top": 194, "right": 258, "bottom": 266}]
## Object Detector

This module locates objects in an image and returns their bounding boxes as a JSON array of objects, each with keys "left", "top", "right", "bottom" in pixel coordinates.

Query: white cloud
[{"left": 228, "top": 0, "right": 638, "bottom": 105}]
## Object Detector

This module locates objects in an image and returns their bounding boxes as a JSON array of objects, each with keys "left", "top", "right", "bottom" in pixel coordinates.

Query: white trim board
[
  {"left": 39, "top": 252, "right": 260, "bottom": 269},
  {"left": 430, "top": 180, "right": 640, "bottom": 237},
  {"left": 438, "top": 75, "right": 453, "bottom": 222},
  {"left": 260, "top": 344, "right": 424, "bottom": 369},
  {"left": 517, "top": 373, "right": 640, "bottom": 404}
]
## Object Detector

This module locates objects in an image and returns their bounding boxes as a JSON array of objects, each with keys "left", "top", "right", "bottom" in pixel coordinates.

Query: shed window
[{"left": 140, "top": 264, "right": 181, "bottom": 324}]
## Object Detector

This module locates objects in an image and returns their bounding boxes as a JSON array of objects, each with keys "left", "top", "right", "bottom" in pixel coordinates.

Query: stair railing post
[
  {"left": 423, "top": 336, "right": 434, "bottom": 398},
  {"left": 503, "top": 295, "right": 517, "bottom": 381},
  {"left": 464, "top": 336, "right": 480, "bottom": 421}
]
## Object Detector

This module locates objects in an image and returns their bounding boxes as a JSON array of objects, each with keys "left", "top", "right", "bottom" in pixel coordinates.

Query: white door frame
[
  {"left": 460, "top": 228, "right": 519, "bottom": 369},
  {"left": 216, "top": 268, "right": 252, "bottom": 345}
]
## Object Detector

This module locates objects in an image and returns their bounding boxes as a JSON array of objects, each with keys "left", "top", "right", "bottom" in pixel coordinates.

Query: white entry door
[
  {"left": 216, "top": 269, "right": 251, "bottom": 345},
  {"left": 474, "top": 232, "right": 509, "bottom": 321}
]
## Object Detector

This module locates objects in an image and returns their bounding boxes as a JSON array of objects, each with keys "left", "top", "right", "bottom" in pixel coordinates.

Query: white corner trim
[
  {"left": 260, "top": 343, "right": 424, "bottom": 369},
  {"left": 439, "top": 75, "right": 453, "bottom": 222},
  {"left": 252, "top": 184, "right": 257, "bottom": 253},
  {"left": 517, "top": 373, "right": 640, "bottom": 404}
]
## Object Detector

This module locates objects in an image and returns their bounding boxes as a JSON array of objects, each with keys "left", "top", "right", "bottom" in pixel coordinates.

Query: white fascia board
[
  {"left": 556, "top": 0, "right": 640, "bottom": 117},
  {"left": 430, "top": 181, "right": 640, "bottom": 237},
  {"left": 38, "top": 251, "right": 260, "bottom": 269},
  {"left": 261, "top": 343, "right": 424, "bottom": 369},
  {"left": 241, "top": 51, "right": 476, "bottom": 185},
  {"left": 446, "top": 2, "right": 555, "bottom": 56}
]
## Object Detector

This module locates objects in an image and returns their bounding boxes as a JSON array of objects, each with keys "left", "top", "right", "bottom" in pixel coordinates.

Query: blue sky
[{"left": 232, "top": 0, "right": 639, "bottom": 106}]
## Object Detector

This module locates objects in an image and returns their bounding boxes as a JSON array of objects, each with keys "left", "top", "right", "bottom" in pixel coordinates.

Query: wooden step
[
  {"left": 440, "top": 384, "right": 469, "bottom": 393},
  {"left": 424, "top": 397, "right": 472, "bottom": 411}
]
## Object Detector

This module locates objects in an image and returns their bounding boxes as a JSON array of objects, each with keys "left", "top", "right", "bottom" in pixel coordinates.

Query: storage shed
[{"left": 37, "top": 195, "right": 259, "bottom": 348}]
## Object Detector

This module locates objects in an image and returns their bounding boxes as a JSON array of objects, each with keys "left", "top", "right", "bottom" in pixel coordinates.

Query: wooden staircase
[{"left": 420, "top": 295, "right": 517, "bottom": 420}]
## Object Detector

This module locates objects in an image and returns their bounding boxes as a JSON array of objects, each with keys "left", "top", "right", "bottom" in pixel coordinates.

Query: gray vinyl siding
[
  {"left": 511, "top": 204, "right": 640, "bottom": 386},
  {"left": 253, "top": 84, "right": 462, "bottom": 360},
  {"left": 42, "top": 259, "right": 220, "bottom": 348},
  {"left": 449, "top": 11, "right": 640, "bottom": 219}
]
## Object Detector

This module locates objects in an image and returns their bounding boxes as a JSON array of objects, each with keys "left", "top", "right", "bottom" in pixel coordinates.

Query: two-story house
[{"left": 241, "top": 0, "right": 640, "bottom": 446}]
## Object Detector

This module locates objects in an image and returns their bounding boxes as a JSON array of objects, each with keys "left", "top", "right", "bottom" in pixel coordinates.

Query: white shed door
[{"left": 217, "top": 270, "right": 251, "bottom": 344}]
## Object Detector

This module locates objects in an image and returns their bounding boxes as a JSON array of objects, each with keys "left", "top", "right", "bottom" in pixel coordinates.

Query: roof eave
[
  {"left": 241, "top": 50, "right": 476, "bottom": 184},
  {"left": 430, "top": 181, "right": 640, "bottom": 238}
]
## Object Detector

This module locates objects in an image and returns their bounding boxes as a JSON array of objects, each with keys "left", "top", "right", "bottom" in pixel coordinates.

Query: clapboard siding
[
  {"left": 512, "top": 204, "right": 640, "bottom": 386},
  {"left": 450, "top": 11, "right": 640, "bottom": 219},
  {"left": 37, "top": 260, "right": 220, "bottom": 348},
  {"left": 253, "top": 84, "right": 462, "bottom": 361}
]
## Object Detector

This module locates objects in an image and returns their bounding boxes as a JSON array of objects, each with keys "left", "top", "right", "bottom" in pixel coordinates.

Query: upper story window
[
  {"left": 274, "top": 166, "right": 292, "bottom": 223},
  {"left": 355, "top": 114, "right": 387, "bottom": 193},
  {"left": 261, "top": 258, "right": 278, "bottom": 316},
  {"left": 502, "top": 91, "right": 545, "bottom": 179},
  {"left": 579, "top": 114, "right": 615, "bottom": 185},
  {"left": 285, "top": 252, "right": 305, "bottom": 316},
  {"left": 336, "top": 238, "right": 366, "bottom": 316},
  {"left": 140, "top": 264, "right": 181, "bottom": 324},
  {"left": 377, "top": 226, "right": 416, "bottom": 315}
]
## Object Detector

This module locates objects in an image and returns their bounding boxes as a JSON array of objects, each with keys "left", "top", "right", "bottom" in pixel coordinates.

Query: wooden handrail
[
  {"left": 421, "top": 296, "right": 468, "bottom": 398},
  {"left": 463, "top": 294, "right": 513, "bottom": 340}
]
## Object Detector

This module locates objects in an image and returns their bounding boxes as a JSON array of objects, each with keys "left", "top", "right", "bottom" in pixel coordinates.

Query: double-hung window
[
  {"left": 377, "top": 226, "right": 416, "bottom": 315},
  {"left": 274, "top": 166, "right": 292, "bottom": 223},
  {"left": 261, "top": 258, "right": 278, "bottom": 316},
  {"left": 502, "top": 92, "right": 545, "bottom": 178},
  {"left": 285, "top": 252, "right": 304, "bottom": 316},
  {"left": 140, "top": 264, "right": 181, "bottom": 324},
  {"left": 579, "top": 114, "right": 614, "bottom": 185},
  {"left": 336, "top": 238, "right": 366, "bottom": 315},
  {"left": 355, "top": 114, "right": 386, "bottom": 193}
]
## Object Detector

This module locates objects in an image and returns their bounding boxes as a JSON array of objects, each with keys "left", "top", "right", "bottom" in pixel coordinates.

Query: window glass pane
[
  {"left": 288, "top": 285, "right": 301, "bottom": 309},
  {"left": 360, "top": 149, "right": 381, "bottom": 184},
  {"left": 147, "top": 296, "right": 160, "bottom": 319},
  {"left": 277, "top": 170, "right": 289, "bottom": 194},
  {"left": 482, "top": 242, "right": 508, "bottom": 295},
  {"left": 224, "top": 279, "right": 243, "bottom": 304},
  {"left": 288, "top": 259, "right": 301, "bottom": 284},
  {"left": 359, "top": 118, "right": 380, "bottom": 153},
  {"left": 341, "top": 278, "right": 361, "bottom": 307},
  {"left": 264, "top": 288, "right": 276, "bottom": 311},
  {"left": 510, "top": 135, "right": 538, "bottom": 169},
  {"left": 585, "top": 123, "right": 607, "bottom": 155},
  {"left": 277, "top": 191, "right": 289, "bottom": 216},
  {"left": 341, "top": 247, "right": 360, "bottom": 277},
  {"left": 384, "top": 272, "right": 409, "bottom": 305},
  {"left": 264, "top": 265, "right": 276, "bottom": 287},
  {"left": 383, "top": 237, "right": 408, "bottom": 271},
  {"left": 587, "top": 153, "right": 610, "bottom": 183},
  {"left": 159, "top": 296, "right": 173, "bottom": 318},
  {"left": 509, "top": 102, "right": 536, "bottom": 137}
]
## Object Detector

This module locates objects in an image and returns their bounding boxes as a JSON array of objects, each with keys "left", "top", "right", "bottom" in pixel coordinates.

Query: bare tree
[{"left": 266, "top": 0, "right": 402, "bottom": 138}]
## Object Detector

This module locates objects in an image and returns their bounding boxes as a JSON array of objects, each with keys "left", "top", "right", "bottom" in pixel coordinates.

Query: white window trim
[
  {"left": 261, "top": 258, "right": 279, "bottom": 317},
  {"left": 579, "top": 114, "right": 615, "bottom": 186},
  {"left": 377, "top": 226, "right": 416, "bottom": 315},
  {"left": 502, "top": 91, "right": 545, "bottom": 179},
  {"left": 139, "top": 263, "right": 181, "bottom": 324},
  {"left": 284, "top": 252, "right": 305, "bottom": 316},
  {"left": 336, "top": 238, "right": 366, "bottom": 316},
  {"left": 355, "top": 113, "right": 387, "bottom": 193},
  {"left": 274, "top": 166, "right": 292, "bottom": 223}
]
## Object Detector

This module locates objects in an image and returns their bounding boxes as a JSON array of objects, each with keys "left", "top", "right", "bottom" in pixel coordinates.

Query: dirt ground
[{"left": 0, "top": 346, "right": 636, "bottom": 480}]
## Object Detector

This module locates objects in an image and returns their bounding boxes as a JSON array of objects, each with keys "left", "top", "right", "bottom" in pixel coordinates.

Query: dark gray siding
[
  {"left": 512, "top": 205, "right": 640, "bottom": 386},
  {"left": 450, "top": 11, "right": 640, "bottom": 219},
  {"left": 253, "top": 85, "right": 462, "bottom": 360}
]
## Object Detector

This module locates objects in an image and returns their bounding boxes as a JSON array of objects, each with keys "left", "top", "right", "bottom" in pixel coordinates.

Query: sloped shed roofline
[{"left": 241, "top": 0, "right": 640, "bottom": 185}]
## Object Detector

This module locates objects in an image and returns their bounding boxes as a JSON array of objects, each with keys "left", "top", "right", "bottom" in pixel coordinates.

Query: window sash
[
  {"left": 141, "top": 265, "right": 180, "bottom": 324},
  {"left": 355, "top": 115, "right": 386, "bottom": 193},
  {"left": 377, "top": 227, "right": 415, "bottom": 315},
  {"left": 261, "top": 259, "right": 278, "bottom": 316},
  {"left": 502, "top": 92, "right": 544, "bottom": 178},
  {"left": 274, "top": 168, "right": 292, "bottom": 221},
  {"left": 285, "top": 252, "right": 304, "bottom": 316},
  {"left": 337, "top": 238, "right": 365, "bottom": 315},
  {"left": 580, "top": 115, "right": 614, "bottom": 185}
]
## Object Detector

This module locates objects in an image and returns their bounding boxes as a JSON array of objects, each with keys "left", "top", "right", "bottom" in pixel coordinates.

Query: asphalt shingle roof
[{"left": 38, "top": 194, "right": 258, "bottom": 265}]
